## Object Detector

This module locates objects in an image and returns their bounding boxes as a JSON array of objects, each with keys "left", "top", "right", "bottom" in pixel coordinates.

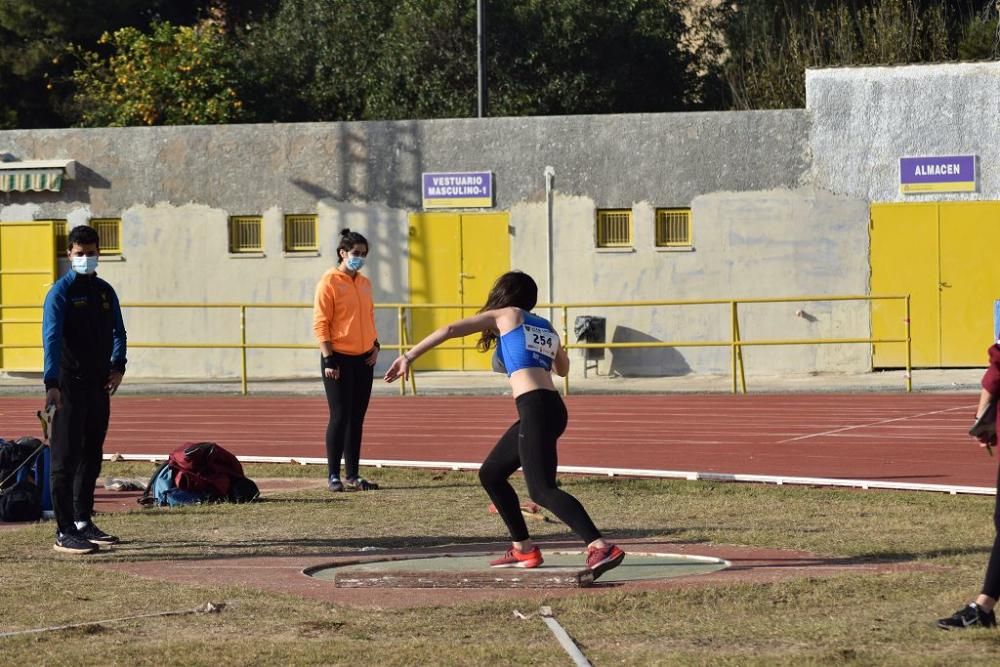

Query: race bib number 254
[{"left": 523, "top": 324, "right": 557, "bottom": 359}]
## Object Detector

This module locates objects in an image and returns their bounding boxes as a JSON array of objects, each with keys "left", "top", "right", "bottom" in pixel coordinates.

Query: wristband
[
  {"left": 322, "top": 354, "right": 337, "bottom": 369},
  {"left": 402, "top": 352, "right": 412, "bottom": 363}
]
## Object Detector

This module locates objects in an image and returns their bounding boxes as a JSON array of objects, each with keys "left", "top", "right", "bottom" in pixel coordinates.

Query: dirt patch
[{"left": 101, "top": 539, "right": 936, "bottom": 609}]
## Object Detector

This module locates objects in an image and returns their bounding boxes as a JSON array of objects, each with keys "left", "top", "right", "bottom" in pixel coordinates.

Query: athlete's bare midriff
[{"left": 508, "top": 367, "right": 558, "bottom": 398}]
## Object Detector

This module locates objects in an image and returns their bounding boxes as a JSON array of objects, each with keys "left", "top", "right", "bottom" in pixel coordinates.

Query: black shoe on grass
[
  {"left": 54, "top": 531, "right": 98, "bottom": 555},
  {"left": 78, "top": 522, "right": 119, "bottom": 545},
  {"left": 345, "top": 477, "right": 379, "bottom": 491},
  {"left": 937, "top": 603, "right": 997, "bottom": 630}
]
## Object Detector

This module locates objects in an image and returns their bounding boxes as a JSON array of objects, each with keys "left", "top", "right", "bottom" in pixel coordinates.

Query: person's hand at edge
[
  {"left": 384, "top": 354, "right": 411, "bottom": 383},
  {"left": 45, "top": 387, "right": 61, "bottom": 410},
  {"left": 105, "top": 370, "right": 124, "bottom": 395},
  {"left": 322, "top": 354, "right": 340, "bottom": 380}
]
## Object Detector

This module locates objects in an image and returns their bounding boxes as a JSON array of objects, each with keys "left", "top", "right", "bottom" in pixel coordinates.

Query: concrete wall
[
  {"left": 15, "top": 69, "right": 968, "bottom": 379},
  {"left": 2, "top": 110, "right": 846, "bottom": 379},
  {"left": 807, "top": 62, "right": 1000, "bottom": 202}
]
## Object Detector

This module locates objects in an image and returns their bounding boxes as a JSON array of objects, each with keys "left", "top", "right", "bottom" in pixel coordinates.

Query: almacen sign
[{"left": 899, "top": 155, "right": 977, "bottom": 194}]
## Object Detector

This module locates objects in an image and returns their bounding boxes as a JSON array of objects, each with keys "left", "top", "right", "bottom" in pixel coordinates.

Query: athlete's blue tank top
[{"left": 493, "top": 311, "right": 559, "bottom": 376}]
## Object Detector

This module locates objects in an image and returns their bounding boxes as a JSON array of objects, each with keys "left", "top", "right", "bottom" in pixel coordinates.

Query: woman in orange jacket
[{"left": 313, "top": 229, "right": 380, "bottom": 492}]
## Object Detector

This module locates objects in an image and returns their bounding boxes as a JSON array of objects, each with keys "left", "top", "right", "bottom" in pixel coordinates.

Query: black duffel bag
[{"left": 0, "top": 479, "right": 42, "bottom": 522}]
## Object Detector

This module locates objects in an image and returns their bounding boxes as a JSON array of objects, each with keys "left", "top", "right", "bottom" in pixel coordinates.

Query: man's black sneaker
[
  {"left": 937, "top": 603, "right": 997, "bottom": 630},
  {"left": 78, "top": 522, "right": 119, "bottom": 546},
  {"left": 54, "top": 531, "right": 99, "bottom": 555},
  {"left": 345, "top": 477, "right": 379, "bottom": 491}
]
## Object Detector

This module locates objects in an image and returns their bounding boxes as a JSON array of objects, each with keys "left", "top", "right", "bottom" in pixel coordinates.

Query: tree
[
  {"left": 232, "top": 0, "right": 397, "bottom": 122},
  {"left": 723, "top": 0, "right": 956, "bottom": 109},
  {"left": 958, "top": 10, "right": 1000, "bottom": 60},
  {"left": 0, "top": 0, "right": 209, "bottom": 128},
  {"left": 69, "top": 21, "right": 244, "bottom": 126},
  {"left": 364, "top": 0, "right": 700, "bottom": 120}
]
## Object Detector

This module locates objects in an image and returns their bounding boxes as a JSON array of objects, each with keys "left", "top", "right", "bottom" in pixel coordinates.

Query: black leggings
[
  {"left": 49, "top": 378, "right": 109, "bottom": 534},
  {"left": 321, "top": 352, "right": 374, "bottom": 480},
  {"left": 983, "top": 462, "right": 1000, "bottom": 599},
  {"left": 478, "top": 389, "right": 601, "bottom": 544}
]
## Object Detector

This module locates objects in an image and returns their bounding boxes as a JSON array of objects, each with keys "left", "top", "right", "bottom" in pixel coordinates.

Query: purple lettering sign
[
  {"left": 422, "top": 171, "right": 494, "bottom": 208},
  {"left": 899, "top": 155, "right": 977, "bottom": 193}
]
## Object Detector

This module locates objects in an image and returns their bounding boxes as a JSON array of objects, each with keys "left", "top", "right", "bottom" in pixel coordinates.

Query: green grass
[{"left": 2, "top": 463, "right": 1000, "bottom": 665}]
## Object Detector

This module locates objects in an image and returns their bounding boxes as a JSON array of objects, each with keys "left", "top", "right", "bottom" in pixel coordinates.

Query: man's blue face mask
[{"left": 71, "top": 255, "right": 99, "bottom": 275}]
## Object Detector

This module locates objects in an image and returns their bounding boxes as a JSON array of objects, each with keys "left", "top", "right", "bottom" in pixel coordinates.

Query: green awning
[{"left": 0, "top": 159, "right": 75, "bottom": 193}]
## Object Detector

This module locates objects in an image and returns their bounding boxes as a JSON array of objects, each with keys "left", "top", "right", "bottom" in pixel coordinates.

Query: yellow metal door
[
  {"left": 0, "top": 221, "right": 57, "bottom": 370},
  {"left": 459, "top": 213, "right": 510, "bottom": 369},
  {"left": 870, "top": 203, "right": 939, "bottom": 367},
  {"left": 407, "top": 212, "right": 510, "bottom": 370},
  {"left": 408, "top": 212, "right": 462, "bottom": 369},
  {"left": 939, "top": 202, "right": 1000, "bottom": 366}
]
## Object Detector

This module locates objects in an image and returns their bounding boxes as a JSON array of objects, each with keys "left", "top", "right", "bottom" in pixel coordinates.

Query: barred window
[
  {"left": 91, "top": 218, "right": 122, "bottom": 254},
  {"left": 596, "top": 209, "right": 632, "bottom": 248},
  {"left": 55, "top": 219, "right": 122, "bottom": 255},
  {"left": 53, "top": 220, "right": 69, "bottom": 255},
  {"left": 283, "top": 214, "right": 318, "bottom": 252},
  {"left": 655, "top": 208, "right": 692, "bottom": 247},
  {"left": 229, "top": 216, "right": 263, "bottom": 253}
]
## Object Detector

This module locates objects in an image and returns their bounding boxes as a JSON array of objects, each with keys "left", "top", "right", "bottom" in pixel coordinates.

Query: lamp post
[
  {"left": 477, "top": 0, "right": 487, "bottom": 118},
  {"left": 544, "top": 166, "right": 555, "bottom": 317}
]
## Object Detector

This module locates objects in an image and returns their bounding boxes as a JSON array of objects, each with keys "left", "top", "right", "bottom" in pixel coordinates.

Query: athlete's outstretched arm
[{"left": 384, "top": 311, "right": 500, "bottom": 382}]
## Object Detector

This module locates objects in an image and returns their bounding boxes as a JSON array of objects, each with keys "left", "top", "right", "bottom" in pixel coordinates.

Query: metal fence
[{"left": 0, "top": 294, "right": 911, "bottom": 395}]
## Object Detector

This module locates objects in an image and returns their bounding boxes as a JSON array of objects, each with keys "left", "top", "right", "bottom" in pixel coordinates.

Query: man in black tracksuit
[{"left": 42, "top": 225, "right": 127, "bottom": 554}]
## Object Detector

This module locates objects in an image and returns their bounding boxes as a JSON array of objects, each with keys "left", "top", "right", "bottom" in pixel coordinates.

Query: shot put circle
[{"left": 306, "top": 551, "right": 729, "bottom": 589}]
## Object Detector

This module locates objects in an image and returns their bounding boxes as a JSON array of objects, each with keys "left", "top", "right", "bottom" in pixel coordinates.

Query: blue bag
[
  {"left": 138, "top": 462, "right": 177, "bottom": 507},
  {"left": 162, "top": 488, "right": 206, "bottom": 506},
  {"left": 138, "top": 461, "right": 207, "bottom": 507}
]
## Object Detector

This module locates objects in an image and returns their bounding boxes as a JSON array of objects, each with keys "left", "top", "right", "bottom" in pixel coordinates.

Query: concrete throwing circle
[{"left": 306, "top": 551, "right": 729, "bottom": 589}]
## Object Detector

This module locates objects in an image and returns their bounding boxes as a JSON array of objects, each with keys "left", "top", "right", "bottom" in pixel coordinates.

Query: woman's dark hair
[
  {"left": 476, "top": 271, "right": 538, "bottom": 351},
  {"left": 337, "top": 228, "right": 368, "bottom": 260},
  {"left": 67, "top": 224, "right": 100, "bottom": 249}
]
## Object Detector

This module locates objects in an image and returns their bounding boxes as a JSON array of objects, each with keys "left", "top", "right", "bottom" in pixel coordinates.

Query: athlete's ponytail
[{"left": 476, "top": 271, "right": 538, "bottom": 352}]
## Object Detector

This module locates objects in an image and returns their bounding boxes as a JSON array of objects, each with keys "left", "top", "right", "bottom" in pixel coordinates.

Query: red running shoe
[
  {"left": 586, "top": 544, "right": 625, "bottom": 580},
  {"left": 489, "top": 546, "right": 544, "bottom": 569}
]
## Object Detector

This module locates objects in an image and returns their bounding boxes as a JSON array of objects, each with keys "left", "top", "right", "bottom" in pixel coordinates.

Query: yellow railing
[
  {"left": 547, "top": 295, "right": 911, "bottom": 394},
  {"left": 0, "top": 295, "right": 911, "bottom": 395}
]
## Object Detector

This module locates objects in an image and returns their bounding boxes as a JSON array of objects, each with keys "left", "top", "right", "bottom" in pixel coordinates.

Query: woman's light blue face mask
[{"left": 342, "top": 245, "right": 367, "bottom": 272}]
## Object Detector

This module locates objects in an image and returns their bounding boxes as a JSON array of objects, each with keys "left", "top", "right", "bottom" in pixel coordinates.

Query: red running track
[{"left": 0, "top": 393, "right": 996, "bottom": 490}]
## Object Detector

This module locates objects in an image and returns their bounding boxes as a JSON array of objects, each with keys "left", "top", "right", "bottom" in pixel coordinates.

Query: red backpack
[{"left": 167, "top": 442, "right": 244, "bottom": 499}]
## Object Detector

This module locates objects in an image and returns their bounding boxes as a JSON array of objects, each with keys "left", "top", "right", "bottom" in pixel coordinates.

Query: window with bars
[
  {"left": 54, "top": 219, "right": 122, "bottom": 255},
  {"left": 595, "top": 209, "right": 633, "bottom": 248},
  {"left": 53, "top": 220, "right": 69, "bottom": 255},
  {"left": 283, "top": 214, "right": 318, "bottom": 252},
  {"left": 655, "top": 208, "right": 692, "bottom": 248},
  {"left": 91, "top": 218, "right": 122, "bottom": 254},
  {"left": 229, "top": 215, "right": 263, "bottom": 253}
]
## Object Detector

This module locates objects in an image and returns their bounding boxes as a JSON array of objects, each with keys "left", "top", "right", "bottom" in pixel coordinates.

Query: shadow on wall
[
  {"left": 608, "top": 326, "right": 691, "bottom": 377},
  {"left": 293, "top": 121, "right": 423, "bottom": 209},
  {"left": 55, "top": 163, "right": 110, "bottom": 206}
]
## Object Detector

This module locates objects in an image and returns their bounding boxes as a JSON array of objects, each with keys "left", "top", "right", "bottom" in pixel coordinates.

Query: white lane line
[
  {"left": 102, "top": 453, "right": 996, "bottom": 496},
  {"left": 776, "top": 404, "right": 976, "bottom": 444}
]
